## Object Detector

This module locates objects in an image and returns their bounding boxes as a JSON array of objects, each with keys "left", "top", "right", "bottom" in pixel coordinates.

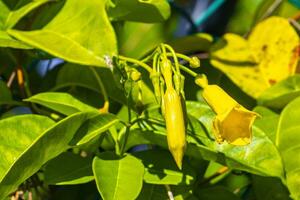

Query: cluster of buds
[
  {"left": 118, "top": 44, "right": 258, "bottom": 169},
  {"left": 161, "top": 58, "right": 186, "bottom": 169},
  {"left": 149, "top": 44, "right": 201, "bottom": 169}
]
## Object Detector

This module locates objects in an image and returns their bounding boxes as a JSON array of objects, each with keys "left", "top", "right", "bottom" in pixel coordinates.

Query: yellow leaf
[
  {"left": 211, "top": 33, "right": 254, "bottom": 63},
  {"left": 211, "top": 58, "right": 270, "bottom": 98},
  {"left": 249, "top": 17, "right": 299, "bottom": 85},
  {"left": 211, "top": 17, "right": 299, "bottom": 98}
]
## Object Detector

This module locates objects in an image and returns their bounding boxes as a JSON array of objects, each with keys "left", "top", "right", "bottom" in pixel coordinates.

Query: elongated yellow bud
[{"left": 164, "top": 87, "right": 186, "bottom": 169}]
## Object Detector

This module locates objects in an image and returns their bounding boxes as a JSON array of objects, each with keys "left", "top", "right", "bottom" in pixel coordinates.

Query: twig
[
  {"left": 118, "top": 55, "right": 153, "bottom": 72},
  {"left": 165, "top": 185, "right": 175, "bottom": 200},
  {"left": 28, "top": 191, "right": 32, "bottom": 200},
  {"left": 258, "top": 0, "right": 282, "bottom": 21},
  {"left": 289, "top": 19, "right": 300, "bottom": 32},
  {"left": 179, "top": 64, "right": 198, "bottom": 77},
  {"left": 7, "top": 71, "right": 16, "bottom": 88},
  {"left": 89, "top": 66, "right": 110, "bottom": 113}
]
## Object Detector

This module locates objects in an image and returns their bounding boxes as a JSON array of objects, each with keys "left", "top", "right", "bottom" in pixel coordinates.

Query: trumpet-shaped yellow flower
[{"left": 202, "top": 85, "right": 258, "bottom": 146}]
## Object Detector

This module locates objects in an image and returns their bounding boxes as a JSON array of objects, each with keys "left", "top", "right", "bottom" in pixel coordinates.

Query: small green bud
[
  {"left": 150, "top": 71, "right": 162, "bottom": 104},
  {"left": 189, "top": 57, "right": 201, "bottom": 68},
  {"left": 130, "top": 70, "right": 141, "bottom": 81}
]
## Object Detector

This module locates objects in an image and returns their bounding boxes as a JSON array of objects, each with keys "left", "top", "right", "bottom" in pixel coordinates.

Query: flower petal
[{"left": 202, "top": 84, "right": 258, "bottom": 145}]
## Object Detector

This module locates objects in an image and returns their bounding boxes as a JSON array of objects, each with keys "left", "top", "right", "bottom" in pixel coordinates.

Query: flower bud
[
  {"left": 150, "top": 71, "right": 162, "bottom": 104},
  {"left": 164, "top": 87, "right": 186, "bottom": 169},
  {"left": 130, "top": 70, "right": 141, "bottom": 81},
  {"left": 189, "top": 56, "right": 200, "bottom": 68}
]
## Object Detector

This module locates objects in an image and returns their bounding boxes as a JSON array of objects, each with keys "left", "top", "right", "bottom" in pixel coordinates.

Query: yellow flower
[{"left": 202, "top": 85, "right": 258, "bottom": 146}]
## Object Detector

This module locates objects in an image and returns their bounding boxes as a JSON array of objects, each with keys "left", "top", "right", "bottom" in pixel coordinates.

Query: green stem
[
  {"left": 118, "top": 55, "right": 152, "bottom": 72},
  {"left": 163, "top": 44, "right": 180, "bottom": 73},
  {"left": 89, "top": 66, "right": 109, "bottom": 102},
  {"left": 161, "top": 44, "right": 167, "bottom": 57},
  {"left": 141, "top": 47, "right": 160, "bottom": 63},
  {"left": 109, "top": 127, "right": 121, "bottom": 155},
  {"left": 120, "top": 125, "right": 130, "bottom": 155},
  {"left": 152, "top": 52, "right": 160, "bottom": 72},
  {"left": 21, "top": 67, "right": 58, "bottom": 118},
  {"left": 120, "top": 92, "right": 133, "bottom": 155},
  {"left": 179, "top": 64, "right": 198, "bottom": 77},
  {"left": 166, "top": 52, "right": 191, "bottom": 62}
]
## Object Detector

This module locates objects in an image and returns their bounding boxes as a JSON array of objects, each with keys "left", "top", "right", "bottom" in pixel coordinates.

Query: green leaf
[
  {"left": 73, "top": 113, "right": 119, "bottom": 146},
  {"left": 54, "top": 63, "right": 156, "bottom": 109},
  {"left": 186, "top": 101, "right": 284, "bottom": 179},
  {"left": 136, "top": 183, "right": 168, "bottom": 200},
  {"left": 93, "top": 152, "right": 144, "bottom": 200},
  {"left": 253, "top": 106, "right": 279, "bottom": 143},
  {"left": 195, "top": 186, "right": 241, "bottom": 200},
  {"left": 277, "top": 1, "right": 300, "bottom": 18},
  {"left": 118, "top": 22, "right": 168, "bottom": 59},
  {"left": 137, "top": 184, "right": 197, "bottom": 200},
  {"left": 54, "top": 63, "right": 127, "bottom": 105},
  {"left": 1, "top": 0, "right": 50, "bottom": 29},
  {"left": 0, "top": 0, "right": 50, "bottom": 48},
  {"left": 0, "top": 31, "right": 30, "bottom": 48},
  {"left": 203, "top": 161, "right": 229, "bottom": 184},
  {"left": 0, "top": 114, "right": 55, "bottom": 199},
  {"left": 108, "top": 0, "right": 170, "bottom": 23},
  {"left": 0, "top": 80, "right": 12, "bottom": 102},
  {"left": 44, "top": 152, "right": 94, "bottom": 185},
  {"left": 8, "top": 0, "right": 117, "bottom": 67},
  {"left": 45, "top": 183, "right": 99, "bottom": 200},
  {"left": 254, "top": 0, "right": 283, "bottom": 22},
  {"left": 168, "top": 33, "right": 213, "bottom": 54},
  {"left": 220, "top": 173, "right": 251, "bottom": 195},
  {"left": 276, "top": 96, "right": 300, "bottom": 200},
  {"left": 258, "top": 75, "right": 300, "bottom": 109},
  {"left": 254, "top": 1, "right": 300, "bottom": 27},
  {"left": 25, "top": 92, "right": 97, "bottom": 115},
  {"left": 0, "top": 112, "right": 92, "bottom": 199},
  {"left": 252, "top": 175, "right": 291, "bottom": 200},
  {"left": 0, "top": 80, "right": 21, "bottom": 107},
  {"left": 133, "top": 150, "right": 196, "bottom": 185},
  {"left": 168, "top": 185, "right": 197, "bottom": 200},
  {"left": 226, "top": 0, "right": 264, "bottom": 34},
  {"left": 126, "top": 102, "right": 283, "bottom": 179}
]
